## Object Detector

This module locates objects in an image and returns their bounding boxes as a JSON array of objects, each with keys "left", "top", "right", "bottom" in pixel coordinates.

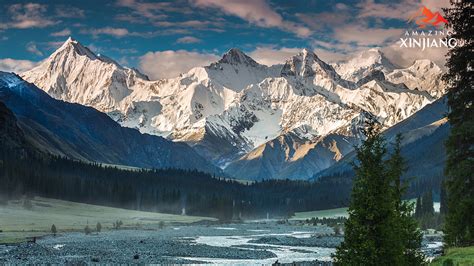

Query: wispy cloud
[
  {"left": 0, "top": 3, "right": 58, "bottom": 29},
  {"left": 46, "top": 41, "right": 65, "bottom": 50},
  {"left": 26, "top": 42, "right": 43, "bottom": 56},
  {"left": 0, "top": 58, "right": 38, "bottom": 73},
  {"left": 382, "top": 41, "right": 448, "bottom": 68},
  {"left": 334, "top": 25, "right": 403, "bottom": 46},
  {"left": 176, "top": 36, "right": 202, "bottom": 44},
  {"left": 357, "top": 0, "right": 418, "bottom": 20},
  {"left": 191, "top": 0, "right": 311, "bottom": 37},
  {"left": 115, "top": 0, "right": 191, "bottom": 25},
  {"left": 54, "top": 5, "right": 85, "bottom": 18},
  {"left": 51, "top": 28, "right": 71, "bottom": 37},
  {"left": 139, "top": 50, "right": 219, "bottom": 79},
  {"left": 82, "top": 27, "right": 130, "bottom": 38},
  {"left": 249, "top": 47, "right": 301, "bottom": 66},
  {"left": 357, "top": 0, "right": 450, "bottom": 20}
]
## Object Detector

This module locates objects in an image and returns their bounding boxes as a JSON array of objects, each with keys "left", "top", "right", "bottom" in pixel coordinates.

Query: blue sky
[{"left": 0, "top": 0, "right": 450, "bottom": 79}]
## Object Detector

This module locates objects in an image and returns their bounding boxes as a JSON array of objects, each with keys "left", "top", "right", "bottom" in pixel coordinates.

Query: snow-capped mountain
[
  {"left": 21, "top": 38, "right": 446, "bottom": 180},
  {"left": 333, "top": 48, "right": 398, "bottom": 82},
  {"left": 22, "top": 38, "right": 149, "bottom": 112},
  {"left": 334, "top": 48, "right": 445, "bottom": 97},
  {"left": 0, "top": 71, "right": 221, "bottom": 174},
  {"left": 386, "top": 59, "right": 445, "bottom": 98}
]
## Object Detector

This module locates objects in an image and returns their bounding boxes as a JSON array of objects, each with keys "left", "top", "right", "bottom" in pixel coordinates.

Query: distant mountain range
[
  {"left": 0, "top": 72, "right": 221, "bottom": 174},
  {"left": 314, "top": 97, "right": 449, "bottom": 182},
  {"left": 19, "top": 37, "right": 447, "bottom": 180}
]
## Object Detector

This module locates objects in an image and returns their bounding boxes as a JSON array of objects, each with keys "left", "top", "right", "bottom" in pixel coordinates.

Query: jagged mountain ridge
[
  {"left": 0, "top": 72, "right": 221, "bottom": 174},
  {"left": 313, "top": 97, "right": 449, "bottom": 182},
  {"left": 21, "top": 38, "right": 445, "bottom": 180}
]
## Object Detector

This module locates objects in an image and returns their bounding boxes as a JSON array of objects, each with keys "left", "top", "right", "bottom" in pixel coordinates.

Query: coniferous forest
[{"left": 0, "top": 146, "right": 352, "bottom": 221}]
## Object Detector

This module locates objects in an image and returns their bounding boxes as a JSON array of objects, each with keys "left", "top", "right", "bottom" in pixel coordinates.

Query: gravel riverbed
[{"left": 0, "top": 221, "right": 443, "bottom": 265}]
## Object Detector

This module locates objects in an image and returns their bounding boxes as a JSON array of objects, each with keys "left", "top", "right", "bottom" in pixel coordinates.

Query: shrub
[
  {"left": 113, "top": 220, "right": 123, "bottom": 229},
  {"left": 84, "top": 225, "right": 92, "bottom": 235},
  {"left": 51, "top": 224, "right": 57, "bottom": 236}
]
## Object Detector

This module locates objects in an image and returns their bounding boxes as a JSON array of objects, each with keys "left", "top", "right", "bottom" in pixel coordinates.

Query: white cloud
[
  {"left": 192, "top": 0, "right": 311, "bottom": 37},
  {"left": 139, "top": 50, "right": 219, "bottom": 79},
  {"left": 421, "top": 0, "right": 451, "bottom": 10},
  {"left": 0, "top": 58, "right": 38, "bottom": 74},
  {"left": 46, "top": 41, "right": 65, "bottom": 50},
  {"left": 249, "top": 47, "right": 301, "bottom": 66},
  {"left": 334, "top": 25, "right": 403, "bottom": 46},
  {"left": 54, "top": 5, "right": 85, "bottom": 18},
  {"left": 85, "top": 27, "right": 130, "bottom": 37},
  {"left": 382, "top": 41, "right": 448, "bottom": 69},
  {"left": 314, "top": 49, "right": 353, "bottom": 63},
  {"left": 357, "top": 0, "right": 451, "bottom": 20},
  {"left": 116, "top": 0, "right": 179, "bottom": 21},
  {"left": 357, "top": 0, "right": 418, "bottom": 20},
  {"left": 51, "top": 28, "right": 71, "bottom": 37},
  {"left": 0, "top": 3, "right": 57, "bottom": 29},
  {"left": 176, "top": 36, "right": 202, "bottom": 44},
  {"left": 26, "top": 42, "right": 43, "bottom": 56}
]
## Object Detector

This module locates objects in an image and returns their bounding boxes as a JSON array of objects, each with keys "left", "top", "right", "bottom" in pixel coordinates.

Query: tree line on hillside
[
  {"left": 414, "top": 189, "right": 444, "bottom": 230},
  {"left": 0, "top": 146, "right": 352, "bottom": 220}
]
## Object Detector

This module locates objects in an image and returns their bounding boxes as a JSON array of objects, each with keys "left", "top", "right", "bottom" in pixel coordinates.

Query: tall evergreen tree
[
  {"left": 422, "top": 191, "right": 434, "bottom": 216},
  {"left": 442, "top": 0, "right": 474, "bottom": 247},
  {"left": 333, "top": 126, "right": 416, "bottom": 265},
  {"left": 387, "top": 134, "right": 424, "bottom": 265}
]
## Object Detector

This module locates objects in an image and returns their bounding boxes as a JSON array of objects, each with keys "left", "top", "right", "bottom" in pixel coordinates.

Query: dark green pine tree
[
  {"left": 333, "top": 125, "right": 404, "bottom": 265},
  {"left": 387, "top": 134, "right": 424, "bottom": 265},
  {"left": 440, "top": 181, "right": 447, "bottom": 215},
  {"left": 422, "top": 190, "right": 434, "bottom": 216},
  {"left": 442, "top": 0, "right": 474, "bottom": 247}
]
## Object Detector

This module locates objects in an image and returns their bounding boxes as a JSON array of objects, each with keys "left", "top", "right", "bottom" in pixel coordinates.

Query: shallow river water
[{"left": 0, "top": 221, "right": 443, "bottom": 265}]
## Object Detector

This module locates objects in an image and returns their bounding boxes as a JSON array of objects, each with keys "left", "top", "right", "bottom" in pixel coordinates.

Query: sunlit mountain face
[{"left": 0, "top": 1, "right": 457, "bottom": 264}]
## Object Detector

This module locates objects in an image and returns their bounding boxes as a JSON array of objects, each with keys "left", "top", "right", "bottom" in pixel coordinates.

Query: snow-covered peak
[
  {"left": 202, "top": 48, "right": 277, "bottom": 92},
  {"left": 281, "top": 48, "right": 337, "bottom": 79},
  {"left": 300, "top": 48, "right": 312, "bottom": 56},
  {"left": 334, "top": 48, "right": 398, "bottom": 82},
  {"left": 53, "top": 37, "right": 99, "bottom": 61},
  {"left": 386, "top": 59, "right": 444, "bottom": 98},
  {"left": 353, "top": 48, "right": 394, "bottom": 67},
  {"left": 21, "top": 37, "right": 149, "bottom": 111},
  {"left": 216, "top": 48, "right": 259, "bottom": 67},
  {"left": 409, "top": 59, "right": 440, "bottom": 72}
]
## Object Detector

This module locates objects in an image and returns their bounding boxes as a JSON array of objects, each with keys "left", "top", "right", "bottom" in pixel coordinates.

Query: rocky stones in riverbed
[{"left": 249, "top": 235, "right": 343, "bottom": 248}]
